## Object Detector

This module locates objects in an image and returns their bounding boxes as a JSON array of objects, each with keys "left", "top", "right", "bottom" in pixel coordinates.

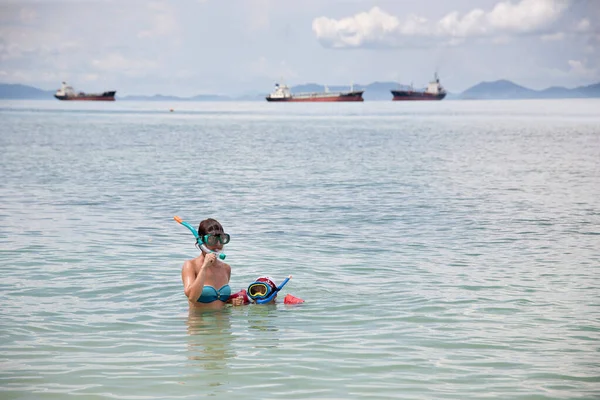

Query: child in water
[{"left": 230, "top": 276, "right": 304, "bottom": 305}]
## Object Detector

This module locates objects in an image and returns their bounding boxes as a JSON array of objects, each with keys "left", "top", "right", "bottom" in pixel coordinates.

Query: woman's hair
[{"left": 198, "top": 218, "right": 224, "bottom": 237}]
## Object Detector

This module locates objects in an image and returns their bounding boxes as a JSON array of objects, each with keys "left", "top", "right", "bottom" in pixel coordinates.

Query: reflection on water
[
  {"left": 245, "top": 304, "right": 280, "bottom": 350},
  {"left": 186, "top": 309, "right": 236, "bottom": 373}
]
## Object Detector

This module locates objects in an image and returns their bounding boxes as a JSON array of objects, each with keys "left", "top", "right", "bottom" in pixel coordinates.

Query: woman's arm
[{"left": 182, "top": 255, "right": 214, "bottom": 302}]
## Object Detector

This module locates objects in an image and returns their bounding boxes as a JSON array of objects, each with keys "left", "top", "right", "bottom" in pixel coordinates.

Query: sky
[{"left": 0, "top": 0, "right": 598, "bottom": 96}]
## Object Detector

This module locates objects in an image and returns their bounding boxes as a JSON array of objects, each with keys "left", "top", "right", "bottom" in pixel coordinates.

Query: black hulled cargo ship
[
  {"left": 54, "top": 82, "right": 116, "bottom": 101},
  {"left": 391, "top": 73, "right": 446, "bottom": 101}
]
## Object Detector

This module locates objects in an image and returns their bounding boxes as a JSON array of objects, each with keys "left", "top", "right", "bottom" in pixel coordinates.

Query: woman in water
[{"left": 181, "top": 218, "right": 244, "bottom": 309}]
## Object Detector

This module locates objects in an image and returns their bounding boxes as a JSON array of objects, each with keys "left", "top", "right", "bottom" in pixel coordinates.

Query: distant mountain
[
  {"left": 461, "top": 80, "right": 537, "bottom": 99},
  {"left": 189, "top": 94, "right": 230, "bottom": 101},
  {"left": 578, "top": 82, "right": 600, "bottom": 97},
  {"left": 237, "top": 93, "right": 268, "bottom": 101},
  {"left": 461, "top": 79, "right": 600, "bottom": 99},
  {"left": 0, "top": 83, "right": 55, "bottom": 99},
  {"left": 539, "top": 86, "right": 579, "bottom": 98}
]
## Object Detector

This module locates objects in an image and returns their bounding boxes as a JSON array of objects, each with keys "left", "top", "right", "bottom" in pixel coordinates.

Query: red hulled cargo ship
[
  {"left": 391, "top": 73, "right": 446, "bottom": 101},
  {"left": 54, "top": 82, "right": 116, "bottom": 101},
  {"left": 266, "top": 83, "right": 364, "bottom": 102}
]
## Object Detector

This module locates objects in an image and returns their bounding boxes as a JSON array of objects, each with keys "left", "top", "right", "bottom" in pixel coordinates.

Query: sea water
[{"left": 1, "top": 99, "right": 599, "bottom": 399}]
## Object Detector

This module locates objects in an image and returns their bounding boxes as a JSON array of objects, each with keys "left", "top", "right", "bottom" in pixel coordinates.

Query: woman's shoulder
[
  {"left": 182, "top": 256, "right": 202, "bottom": 270},
  {"left": 221, "top": 262, "right": 232, "bottom": 274}
]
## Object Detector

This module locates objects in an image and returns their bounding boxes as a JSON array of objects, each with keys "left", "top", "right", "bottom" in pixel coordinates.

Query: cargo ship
[
  {"left": 54, "top": 82, "right": 116, "bottom": 101},
  {"left": 266, "top": 83, "right": 364, "bottom": 102},
  {"left": 391, "top": 73, "right": 446, "bottom": 101}
]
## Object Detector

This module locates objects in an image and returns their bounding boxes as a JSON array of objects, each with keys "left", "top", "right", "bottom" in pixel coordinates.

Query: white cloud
[
  {"left": 541, "top": 32, "right": 564, "bottom": 41},
  {"left": 81, "top": 73, "right": 100, "bottom": 82},
  {"left": 19, "top": 7, "right": 38, "bottom": 24},
  {"left": 567, "top": 59, "right": 597, "bottom": 78},
  {"left": 483, "top": 0, "right": 566, "bottom": 33},
  {"left": 312, "top": 7, "right": 433, "bottom": 48},
  {"left": 137, "top": 1, "right": 179, "bottom": 38},
  {"left": 249, "top": 56, "right": 298, "bottom": 80},
  {"left": 246, "top": 0, "right": 273, "bottom": 32},
  {"left": 575, "top": 18, "right": 590, "bottom": 32},
  {"left": 491, "top": 35, "right": 513, "bottom": 44},
  {"left": 5, "top": 70, "right": 65, "bottom": 85},
  {"left": 313, "top": 0, "right": 570, "bottom": 49},
  {"left": 91, "top": 53, "right": 158, "bottom": 76},
  {"left": 0, "top": 22, "right": 82, "bottom": 62}
]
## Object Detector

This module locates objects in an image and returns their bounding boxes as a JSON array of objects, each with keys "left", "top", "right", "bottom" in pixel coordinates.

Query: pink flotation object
[{"left": 284, "top": 294, "right": 304, "bottom": 304}]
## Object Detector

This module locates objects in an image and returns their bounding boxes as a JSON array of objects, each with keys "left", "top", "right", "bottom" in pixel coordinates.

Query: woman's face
[{"left": 202, "top": 232, "right": 230, "bottom": 251}]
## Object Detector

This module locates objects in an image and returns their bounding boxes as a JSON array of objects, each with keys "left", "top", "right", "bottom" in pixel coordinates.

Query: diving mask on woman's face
[{"left": 201, "top": 233, "right": 231, "bottom": 246}]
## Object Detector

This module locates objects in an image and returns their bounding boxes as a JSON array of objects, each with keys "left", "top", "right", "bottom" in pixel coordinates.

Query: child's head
[{"left": 248, "top": 276, "right": 278, "bottom": 303}]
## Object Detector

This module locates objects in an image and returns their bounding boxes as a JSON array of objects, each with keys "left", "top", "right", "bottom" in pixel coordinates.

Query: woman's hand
[{"left": 202, "top": 253, "right": 217, "bottom": 269}]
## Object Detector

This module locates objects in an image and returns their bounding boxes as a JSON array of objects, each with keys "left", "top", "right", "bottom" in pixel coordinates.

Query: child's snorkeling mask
[
  {"left": 174, "top": 216, "right": 226, "bottom": 260},
  {"left": 247, "top": 276, "right": 291, "bottom": 304}
]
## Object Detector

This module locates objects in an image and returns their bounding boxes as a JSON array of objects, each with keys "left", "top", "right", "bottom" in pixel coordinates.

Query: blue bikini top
[{"left": 197, "top": 284, "right": 231, "bottom": 303}]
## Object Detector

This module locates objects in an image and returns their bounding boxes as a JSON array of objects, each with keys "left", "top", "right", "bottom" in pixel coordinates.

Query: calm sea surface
[{"left": 1, "top": 99, "right": 599, "bottom": 399}]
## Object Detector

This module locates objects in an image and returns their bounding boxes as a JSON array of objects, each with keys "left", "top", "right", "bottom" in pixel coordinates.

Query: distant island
[
  {"left": 460, "top": 80, "right": 600, "bottom": 100},
  {"left": 1, "top": 80, "right": 599, "bottom": 101}
]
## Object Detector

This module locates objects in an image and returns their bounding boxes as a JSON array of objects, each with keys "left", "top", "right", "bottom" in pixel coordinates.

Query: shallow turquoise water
[{"left": 1, "top": 99, "right": 599, "bottom": 399}]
